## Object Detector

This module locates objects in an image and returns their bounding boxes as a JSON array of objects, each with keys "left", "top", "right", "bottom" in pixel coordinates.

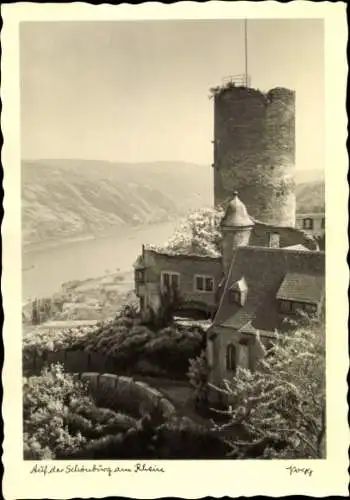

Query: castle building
[
  {"left": 206, "top": 194, "right": 325, "bottom": 400},
  {"left": 134, "top": 80, "right": 325, "bottom": 397},
  {"left": 134, "top": 192, "right": 321, "bottom": 325}
]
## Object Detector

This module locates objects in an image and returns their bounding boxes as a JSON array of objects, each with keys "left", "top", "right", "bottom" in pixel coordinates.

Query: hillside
[
  {"left": 294, "top": 168, "right": 324, "bottom": 214},
  {"left": 295, "top": 181, "right": 325, "bottom": 214},
  {"left": 22, "top": 159, "right": 324, "bottom": 248},
  {"left": 22, "top": 159, "right": 212, "bottom": 248}
]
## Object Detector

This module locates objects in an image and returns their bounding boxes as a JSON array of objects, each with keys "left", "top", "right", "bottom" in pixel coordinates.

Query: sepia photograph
[
  {"left": 20, "top": 17, "right": 327, "bottom": 461},
  {"left": 1, "top": 2, "right": 348, "bottom": 498}
]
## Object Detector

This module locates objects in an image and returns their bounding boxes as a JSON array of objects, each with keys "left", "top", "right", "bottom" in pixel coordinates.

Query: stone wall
[
  {"left": 24, "top": 348, "right": 116, "bottom": 376},
  {"left": 213, "top": 86, "right": 295, "bottom": 227},
  {"left": 80, "top": 372, "right": 176, "bottom": 419},
  {"left": 23, "top": 352, "right": 176, "bottom": 420}
]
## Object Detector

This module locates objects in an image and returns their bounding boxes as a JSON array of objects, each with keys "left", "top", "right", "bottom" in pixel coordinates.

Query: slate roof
[
  {"left": 276, "top": 272, "right": 324, "bottom": 304},
  {"left": 211, "top": 246, "right": 325, "bottom": 334}
]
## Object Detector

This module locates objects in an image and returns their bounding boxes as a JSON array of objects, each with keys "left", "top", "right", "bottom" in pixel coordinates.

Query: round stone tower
[{"left": 212, "top": 84, "right": 296, "bottom": 227}]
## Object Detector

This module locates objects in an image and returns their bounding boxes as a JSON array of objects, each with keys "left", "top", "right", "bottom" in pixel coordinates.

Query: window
[
  {"left": 279, "top": 300, "right": 292, "bottom": 313},
  {"left": 280, "top": 300, "right": 301, "bottom": 314},
  {"left": 302, "top": 218, "right": 314, "bottom": 230},
  {"left": 268, "top": 232, "right": 280, "bottom": 248},
  {"left": 194, "top": 275, "right": 214, "bottom": 292},
  {"left": 304, "top": 303, "right": 318, "bottom": 314},
  {"left": 226, "top": 344, "right": 237, "bottom": 372},
  {"left": 321, "top": 218, "right": 325, "bottom": 229},
  {"left": 280, "top": 300, "right": 317, "bottom": 315},
  {"left": 238, "top": 341, "right": 250, "bottom": 370},
  {"left": 207, "top": 340, "right": 214, "bottom": 368},
  {"left": 230, "top": 290, "right": 242, "bottom": 305},
  {"left": 135, "top": 269, "right": 145, "bottom": 284},
  {"left": 161, "top": 272, "right": 180, "bottom": 290}
]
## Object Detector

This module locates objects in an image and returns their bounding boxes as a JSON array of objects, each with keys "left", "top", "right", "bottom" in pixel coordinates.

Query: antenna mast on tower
[{"left": 244, "top": 18, "right": 249, "bottom": 87}]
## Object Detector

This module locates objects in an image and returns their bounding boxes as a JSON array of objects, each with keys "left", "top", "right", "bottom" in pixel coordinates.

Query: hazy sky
[{"left": 20, "top": 19, "right": 324, "bottom": 170}]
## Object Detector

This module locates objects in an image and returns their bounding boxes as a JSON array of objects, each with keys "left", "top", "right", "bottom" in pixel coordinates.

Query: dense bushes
[
  {"left": 84, "top": 318, "right": 206, "bottom": 378},
  {"left": 22, "top": 322, "right": 108, "bottom": 359},
  {"left": 23, "top": 364, "right": 139, "bottom": 459},
  {"left": 24, "top": 309, "right": 206, "bottom": 379},
  {"left": 64, "top": 412, "right": 231, "bottom": 460}
]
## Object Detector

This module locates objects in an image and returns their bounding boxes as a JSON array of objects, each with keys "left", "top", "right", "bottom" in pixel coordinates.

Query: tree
[
  {"left": 210, "top": 316, "right": 326, "bottom": 459},
  {"left": 188, "top": 350, "right": 210, "bottom": 409},
  {"left": 156, "top": 207, "right": 224, "bottom": 257},
  {"left": 31, "top": 298, "right": 40, "bottom": 325},
  {"left": 118, "top": 291, "right": 140, "bottom": 319},
  {"left": 147, "top": 281, "right": 182, "bottom": 330}
]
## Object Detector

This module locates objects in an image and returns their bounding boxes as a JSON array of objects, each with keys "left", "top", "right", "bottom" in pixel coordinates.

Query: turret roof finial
[{"left": 221, "top": 191, "right": 253, "bottom": 228}]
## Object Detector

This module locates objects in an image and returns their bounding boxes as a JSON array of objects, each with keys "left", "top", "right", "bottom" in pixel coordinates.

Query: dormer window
[{"left": 229, "top": 277, "right": 248, "bottom": 306}]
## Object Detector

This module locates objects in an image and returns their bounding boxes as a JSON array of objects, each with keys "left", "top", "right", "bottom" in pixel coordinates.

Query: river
[{"left": 22, "top": 220, "right": 179, "bottom": 300}]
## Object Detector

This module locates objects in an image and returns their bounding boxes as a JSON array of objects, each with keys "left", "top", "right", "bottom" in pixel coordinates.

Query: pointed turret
[
  {"left": 221, "top": 191, "right": 254, "bottom": 228},
  {"left": 221, "top": 192, "right": 254, "bottom": 276}
]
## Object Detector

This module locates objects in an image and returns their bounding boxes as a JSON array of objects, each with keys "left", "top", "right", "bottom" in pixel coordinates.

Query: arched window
[
  {"left": 207, "top": 340, "right": 214, "bottom": 368},
  {"left": 226, "top": 344, "right": 237, "bottom": 372}
]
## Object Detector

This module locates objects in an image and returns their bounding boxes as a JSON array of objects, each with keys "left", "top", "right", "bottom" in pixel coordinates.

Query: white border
[{"left": 2, "top": 2, "right": 348, "bottom": 498}]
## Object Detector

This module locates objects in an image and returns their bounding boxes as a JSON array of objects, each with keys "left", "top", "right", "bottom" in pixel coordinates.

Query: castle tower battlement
[{"left": 212, "top": 84, "right": 296, "bottom": 227}]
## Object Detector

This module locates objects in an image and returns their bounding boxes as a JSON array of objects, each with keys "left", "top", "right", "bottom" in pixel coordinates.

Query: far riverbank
[{"left": 23, "top": 219, "right": 180, "bottom": 300}]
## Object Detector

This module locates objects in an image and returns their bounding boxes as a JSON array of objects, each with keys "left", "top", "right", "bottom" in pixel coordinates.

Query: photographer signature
[{"left": 286, "top": 465, "right": 313, "bottom": 477}]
